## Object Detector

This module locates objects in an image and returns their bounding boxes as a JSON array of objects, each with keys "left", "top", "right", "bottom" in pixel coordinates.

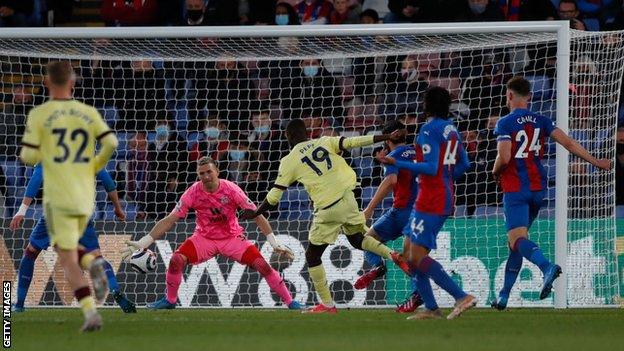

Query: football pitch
[{"left": 9, "top": 308, "right": 624, "bottom": 351}]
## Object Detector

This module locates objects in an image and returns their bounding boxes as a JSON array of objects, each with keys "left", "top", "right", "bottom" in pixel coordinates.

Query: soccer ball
[
  {"left": 269, "top": 247, "right": 294, "bottom": 272},
  {"left": 129, "top": 248, "right": 157, "bottom": 274}
]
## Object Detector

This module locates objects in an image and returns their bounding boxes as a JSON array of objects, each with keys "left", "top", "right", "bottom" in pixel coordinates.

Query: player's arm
[
  {"left": 241, "top": 158, "right": 293, "bottom": 219},
  {"left": 96, "top": 168, "right": 126, "bottom": 221},
  {"left": 10, "top": 164, "right": 42, "bottom": 230},
  {"left": 492, "top": 140, "right": 512, "bottom": 178},
  {"left": 453, "top": 142, "right": 471, "bottom": 180},
  {"left": 254, "top": 214, "right": 295, "bottom": 259},
  {"left": 120, "top": 212, "right": 179, "bottom": 261},
  {"left": 19, "top": 111, "right": 42, "bottom": 166},
  {"left": 329, "top": 129, "right": 407, "bottom": 152},
  {"left": 363, "top": 172, "right": 396, "bottom": 220},
  {"left": 550, "top": 128, "right": 612, "bottom": 170},
  {"left": 380, "top": 131, "right": 440, "bottom": 175},
  {"left": 94, "top": 132, "right": 118, "bottom": 172}
]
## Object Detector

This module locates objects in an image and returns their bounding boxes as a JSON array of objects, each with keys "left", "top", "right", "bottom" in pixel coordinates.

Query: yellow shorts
[
  {"left": 309, "top": 190, "right": 368, "bottom": 246},
  {"left": 44, "top": 204, "right": 89, "bottom": 250}
]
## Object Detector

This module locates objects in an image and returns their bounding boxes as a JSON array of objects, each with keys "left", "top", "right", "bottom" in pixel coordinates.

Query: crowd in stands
[{"left": 0, "top": 0, "right": 623, "bottom": 220}]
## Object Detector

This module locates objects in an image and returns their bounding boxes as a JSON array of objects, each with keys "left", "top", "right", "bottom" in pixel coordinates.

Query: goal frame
[{"left": 0, "top": 21, "right": 573, "bottom": 308}]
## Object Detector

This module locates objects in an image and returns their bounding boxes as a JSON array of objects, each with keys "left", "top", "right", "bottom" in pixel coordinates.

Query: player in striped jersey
[{"left": 491, "top": 76, "right": 611, "bottom": 309}]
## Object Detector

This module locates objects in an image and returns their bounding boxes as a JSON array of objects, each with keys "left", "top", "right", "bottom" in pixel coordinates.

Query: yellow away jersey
[
  {"left": 21, "top": 99, "right": 112, "bottom": 215},
  {"left": 275, "top": 136, "right": 360, "bottom": 209}
]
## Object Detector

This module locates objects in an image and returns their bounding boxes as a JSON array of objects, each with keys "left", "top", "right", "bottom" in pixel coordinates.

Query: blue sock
[
  {"left": 102, "top": 260, "right": 119, "bottom": 292},
  {"left": 499, "top": 248, "right": 523, "bottom": 299},
  {"left": 515, "top": 238, "right": 551, "bottom": 274},
  {"left": 16, "top": 250, "right": 38, "bottom": 308},
  {"left": 413, "top": 269, "right": 438, "bottom": 310},
  {"left": 410, "top": 276, "right": 419, "bottom": 295},
  {"left": 365, "top": 251, "right": 383, "bottom": 267},
  {"left": 420, "top": 256, "right": 467, "bottom": 301}
]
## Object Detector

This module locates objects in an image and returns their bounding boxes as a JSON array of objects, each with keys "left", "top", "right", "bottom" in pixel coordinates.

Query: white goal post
[{"left": 0, "top": 22, "right": 620, "bottom": 309}]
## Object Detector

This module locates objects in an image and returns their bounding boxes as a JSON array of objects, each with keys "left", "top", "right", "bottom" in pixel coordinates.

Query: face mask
[
  {"left": 303, "top": 65, "right": 319, "bottom": 77},
  {"left": 255, "top": 125, "right": 270, "bottom": 134},
  {"left": 204, "top": 127, "right": 220, "bottom": 140},
  {"left": 155, "top": 125, "right": 169, "bottom": 139},
  {"left": 401, "top": 68, "right": 418, "bottom": 82},
  {"left": 469, "top": 3, "right": 487, "bottom": 14},
  {"left": 229, "top": 150, "right": 246, "bottom": 161},
  {"left": 617, "top": 143, "right": 624, "bottom": 155},
  {"left": 275, "top": 14, "right": 289, "bottom": 25},
  {"left": 187, "top": 9, "right": 204, "bottom": 22}
]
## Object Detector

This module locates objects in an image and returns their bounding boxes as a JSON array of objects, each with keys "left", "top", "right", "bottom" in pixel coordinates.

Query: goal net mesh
[{"left": 0, "top": 28, "right": 621, "bottom": 308}]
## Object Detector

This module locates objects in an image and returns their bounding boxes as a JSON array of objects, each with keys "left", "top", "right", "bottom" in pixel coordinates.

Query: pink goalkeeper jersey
[{"left": 173, "top": 179, "right": 257, "bottom": 240}]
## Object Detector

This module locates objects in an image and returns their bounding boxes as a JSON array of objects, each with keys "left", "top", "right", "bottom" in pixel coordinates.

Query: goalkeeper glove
[
  {"left": 120, "top": 234, "right": 155, "bottom": 262},
  {"left": 266, "top": 233, "right": 295, "bottom": 261}
]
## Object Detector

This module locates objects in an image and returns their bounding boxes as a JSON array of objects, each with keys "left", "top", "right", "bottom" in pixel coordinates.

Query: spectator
[
  {"left": 294, "top": 0, "right": 333, "bottom": 24},
  {"left": 0, "top": 0, "right": 33, "bottom": 27},
  {"left": 303, "top": 115, "right": 331, "bottom": 139},
  {"left": 189, "top": 118, "right": 230, "bottom": 163},
  {"left": 0, "top": 86, "right": 33, "bottom": 159},
  {"left": 616, "top": 125, "right": 624, "bottom": 205},
  {"left": 359, "top": 8, "right": 380, "bottom": 23},
  {"left": 76, "top": 59, "right": 117, "bottom": 109},
  {"left": 122, "top": 131, "right": 149, "bottom": 203},
  {"left": 221, "top": 138, "right": 259, "bottom": 182},
  {"left": 101, "top": 0, "right": 160, "bottom": 26},
  {"left": 498, "top": 0, "right": 556, "bottom": 20},
  {"left": 203, "top": 60, "right": 254, "bottom": 131},
  {"left": 556, "top": 0, "right": 598, "bottom": 31},
  {"left": 140, "top": 119, "right": 189, "bottom": 219},
  {"left": 361, "top": 0, "right": 389, "bottom": 19},
  {"left": 274, "top": 1, "right": 301, "bottom": 25},
  {"left": 184, "top": 0, "right": 209, "bottom": 25},
  {"left": 242, "top": 0, "right": 276, "bottom": 25},
  {"left": 329, "top": 0, "right": 361, "bottom": 24},
  {"left": 182, "top": 0, "right": 240, "bottom": 26},
  {"left": 379, "top": 55, "right": 429, "bottom": 120},
  {"left": 112, "top": 60, "right": 167, "bottom": 130},
  {"left": 271, "top": 58, "right": 340, "bottom": 120},
  {"left": 455, "top": 0, "right": 505, "bottom": 21},
  {"left": 384, "top": 0, "right": 422, "bottom": 23}
]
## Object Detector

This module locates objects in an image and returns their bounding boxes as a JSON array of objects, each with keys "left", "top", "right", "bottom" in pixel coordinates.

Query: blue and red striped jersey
[
  {"left": 394, "top": 118, "right": 470, "bottom": 216},
  {"left": 494, "top": 108, "right": 556, "bottom": 193},
  {"left": 384, "top": 144, "right": 418, "bottom": 209}
]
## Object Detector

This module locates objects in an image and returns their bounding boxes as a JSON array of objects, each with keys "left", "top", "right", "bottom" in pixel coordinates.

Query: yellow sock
[
  {"left": 308, "top": 265, "right": 334, "bottom": 307},
  {"left": 80, "top": 252, "right": 96, "bottom": 270},
  {"left": 78, "top": 296, "right": 97, "bottom": 318},
  {"left": 362, "top": 236, "right": 392, "bottom": 259}
]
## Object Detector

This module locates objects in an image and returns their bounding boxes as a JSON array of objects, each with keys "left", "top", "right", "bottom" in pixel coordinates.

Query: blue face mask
[
  {"left": 275, "top": 14, "right": 289, "bottom": 25},
  {"left": 255, "top": 125, "right": 270, "bottom": 134},
  {"left": 155, "top": 125, "right": 169, "bottom": 139},
  {"left": 204, "top": 127, "right": 220, "bottom": 139},
  {"left": 303, "top": 65, "right": 319, "bottom": 77},
  {"left": 469, "top": 3, "right": 487, "bottom": 14},
  {"left": 229, "top": 150, "right": 246, "bottom": 161}
]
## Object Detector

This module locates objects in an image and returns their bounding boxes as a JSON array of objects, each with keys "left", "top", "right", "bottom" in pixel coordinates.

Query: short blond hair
[
  {"left": 197, "top": 156, "right": 218, "bottom": 169},
  {"left": 46, "top": 61, "right": 75, "bottom": 86}
]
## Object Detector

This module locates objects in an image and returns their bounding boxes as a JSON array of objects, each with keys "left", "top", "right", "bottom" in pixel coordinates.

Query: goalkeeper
[
  {"left": 121, "top": 157, "right": 301, "bottom": 310},
  {"left": 242, "top": 118, "right": 410, "bottom": 313}
]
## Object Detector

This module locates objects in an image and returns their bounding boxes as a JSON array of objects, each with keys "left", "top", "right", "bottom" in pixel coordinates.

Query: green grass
[{"left": 10, "top": 308, "right": 624, "bottom": 351}]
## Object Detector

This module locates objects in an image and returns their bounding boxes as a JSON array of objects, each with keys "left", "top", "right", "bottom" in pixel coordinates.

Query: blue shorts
[
  {"left": 29, "top": 217, "right": 99, "bottom": 251},
  {"left": 503, "top": 190, "right": 545, "bottom": 231},
  {"left": 402, "top": 210, "right": 448, "bottom": 250},
  {"left": 372, "top": 207, "right": 412, "bottom": 242}
]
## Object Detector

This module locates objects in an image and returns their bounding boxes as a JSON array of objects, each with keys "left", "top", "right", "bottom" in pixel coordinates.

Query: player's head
[
  {"left": 505, "top": 76, "right": 532, "bottom": 108},
  {"left": 382, "top": 120, "right": 406, "bottom": 150},
  {"left": 197, "top": 156, "right": 220, "bottom": 187},
  {"left": 285, "top": 118, "right": 308, "bottom": 146},
  {"left": 45, "top": 61, "right": 76, "bottom": 93},
  {"left": 423, "top": 86, "right": 451, "bottom": 119}
]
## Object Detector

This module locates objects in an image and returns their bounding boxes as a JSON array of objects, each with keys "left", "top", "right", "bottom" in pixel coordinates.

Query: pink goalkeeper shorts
[{"left": 176, "top": 234, "right": 254, "bottom": 264}]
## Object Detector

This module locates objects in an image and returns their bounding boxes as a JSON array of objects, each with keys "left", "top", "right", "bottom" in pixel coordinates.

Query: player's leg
[
  {"left": 404, "top": 241, "right": 441, "bottom": 320},
  {"left": 47, "top": 209, "right": 101, "bottom": 331},
  {"left": 232, "top": 238, "right": 298, "bottom": 309},
  {"left": 396, "top": 235, "right": 423, "bottom": 313},
  {"left": 355, "top": 227, "right": 387, "bottom": 290},
  {"left": 78, "top": 223, "right": 136, "bottom": 313},
  {"left": 407, "top": 212, "right": 475, "bottom": 320},
  {"left": 304, "top": 242, "right": 336, "bottom": 313},
  {"left": 13, "top": 219, "right": 49, "bottom": 312}
]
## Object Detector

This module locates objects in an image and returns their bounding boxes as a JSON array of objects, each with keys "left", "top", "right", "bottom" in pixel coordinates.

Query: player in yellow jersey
[
  {"left": 19, "top": 61, "right": 118, "bottom": 332},
  {"left": 242, "top": 118, "right": 409, "bottom": 313}
]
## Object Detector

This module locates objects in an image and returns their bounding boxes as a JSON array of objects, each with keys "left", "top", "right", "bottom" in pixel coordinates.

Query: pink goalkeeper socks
[
  {"left": 165, "top": 270, "right": 182, "bottom": 304},
  {"left": 265, "top": 269, "right": 293, "bottom": 305}
]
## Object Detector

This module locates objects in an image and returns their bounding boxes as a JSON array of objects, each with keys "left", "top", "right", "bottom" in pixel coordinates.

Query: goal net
[{"left": 0, "top": 23, "right": 621, "bottom": 308}]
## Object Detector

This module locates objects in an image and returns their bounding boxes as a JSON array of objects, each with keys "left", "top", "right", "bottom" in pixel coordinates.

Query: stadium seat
[
  {"left": 115, "top": 132, "right": 129, "bottom": 159},
  {"left": 525, "top": 75, "right": 554, "bottom": 100},
  {"left": 454, "top": 205, "right": 467, "bottom": 218},
  {"left": 545, "top": 158, "right": 556, "bottom": 185},
  {"left": 174, "top": 106, "right": 189, "bottom": 131},
  {"left": 354, "top": 157, "right": 374, "bottom": 179},
  {"left": 99, "top": 105, "right": 120, "bottom": 127},
  {"left": 187, "top": 132, "right": 200, "bottom": 150},
  {"left": 25, "top": 204, "right": 43, "bottom": 220}
]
